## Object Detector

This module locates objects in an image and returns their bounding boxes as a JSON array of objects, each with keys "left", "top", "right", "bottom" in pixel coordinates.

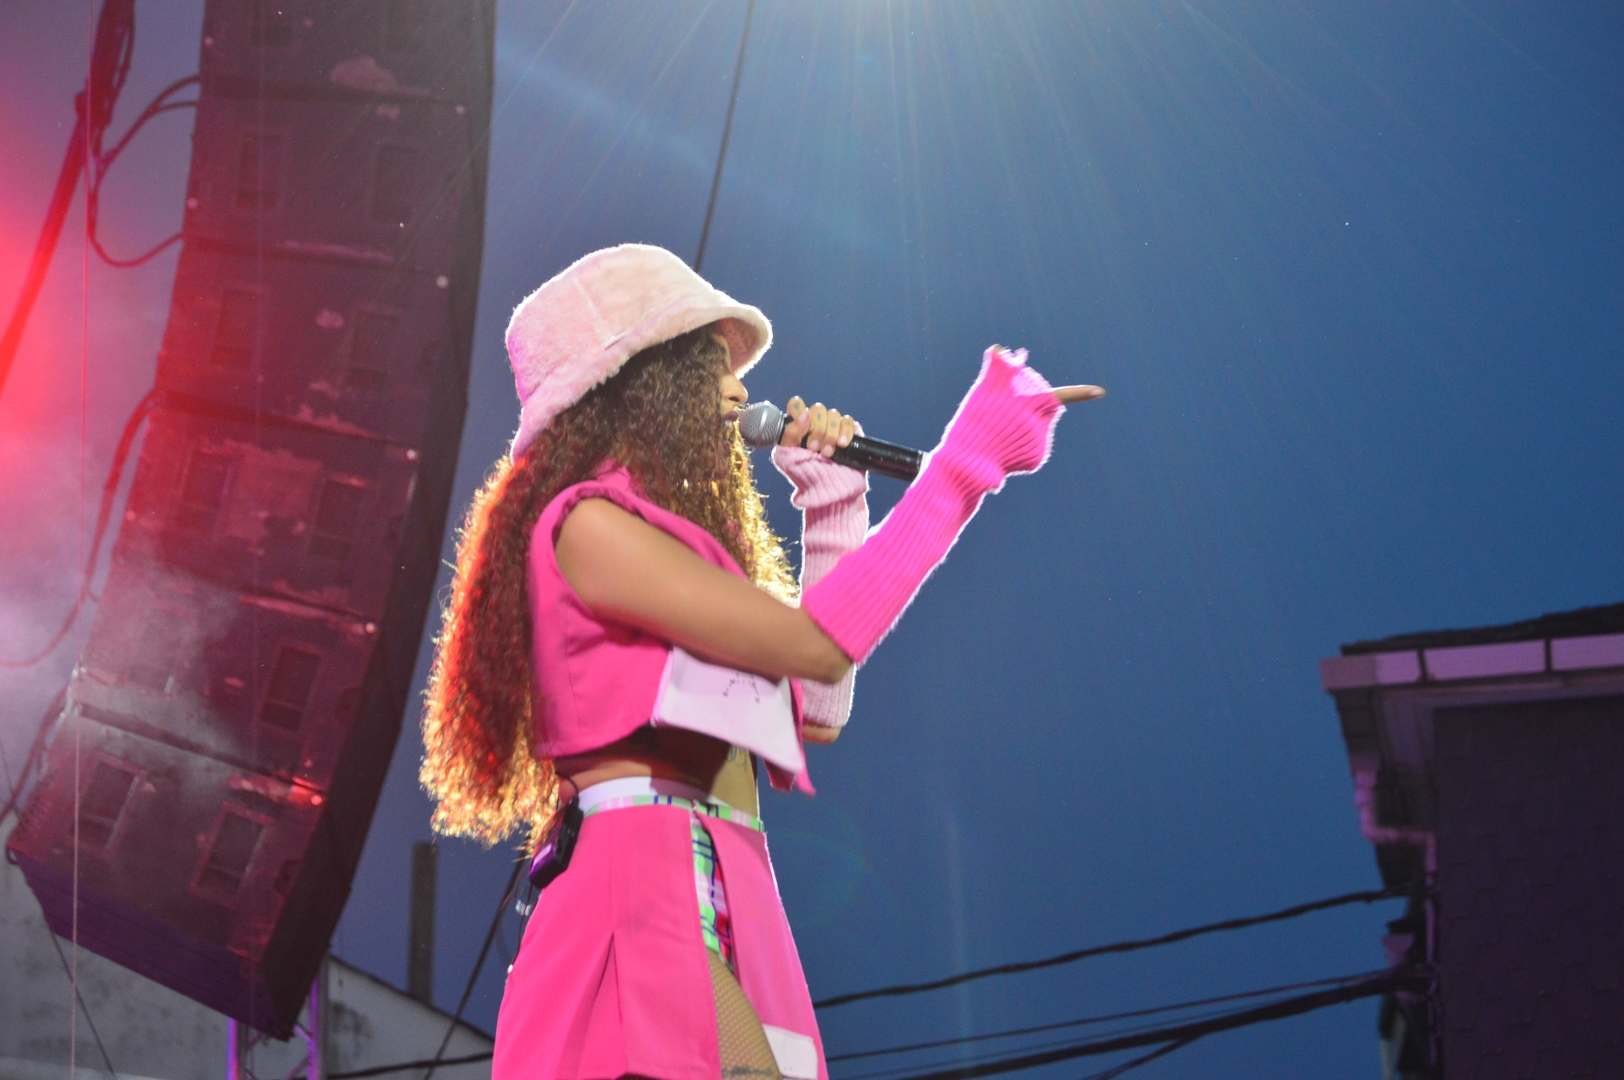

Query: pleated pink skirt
[{"left": 492, "top": 803, "right": 827, "bottom": 1080}]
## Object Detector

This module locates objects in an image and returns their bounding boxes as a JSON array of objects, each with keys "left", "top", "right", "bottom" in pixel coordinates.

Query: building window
[
  {"left": 345, "top": 312, "right": 397, "bottom": 390},
  {"left": 258, "top": 646, "right": 322, "bottom": 731},
  {"left": 309, "top": 479, "right": 365, "bottom": 561},
  {"left": 371, "top": 145, "right": 418, "bottom": 226},
  {"left": 176, "top": 450, "right": 232, "bottom": 531}
]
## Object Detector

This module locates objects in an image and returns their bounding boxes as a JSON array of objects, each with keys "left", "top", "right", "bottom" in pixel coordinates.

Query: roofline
[
  {"left": 1322, "top": 631, "right": 1624, "bottom": 691},
  {"left": 326, "top": 953, "right": 494, "bottom": 1043},
  {"left": 1339, "top": 601, "right": 1624, "bottom": 657}
]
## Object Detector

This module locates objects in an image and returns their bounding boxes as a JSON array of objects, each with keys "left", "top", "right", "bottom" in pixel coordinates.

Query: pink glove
[
  {"left": 800, "top": 347, "right": 1063, "bottom": 665},
  {"left": 772, "top": 445, "right": 870, "bottom": 731}
]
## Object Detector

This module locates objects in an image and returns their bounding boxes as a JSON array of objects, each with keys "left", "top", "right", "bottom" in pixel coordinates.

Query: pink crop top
[{"left": 526, "top": 463, "right": 812, "bottom": 794}]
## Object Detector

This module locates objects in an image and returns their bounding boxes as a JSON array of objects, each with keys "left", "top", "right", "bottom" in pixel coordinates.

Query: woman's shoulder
[
  {"left": 533, "top": 464, "right": 715, "bottom": 549},
  {"left": 534, "top": 464, "right": 741, "bottom": 578},
  {"left": 535, "top": 463, "right": 643, "bottom": 533}
]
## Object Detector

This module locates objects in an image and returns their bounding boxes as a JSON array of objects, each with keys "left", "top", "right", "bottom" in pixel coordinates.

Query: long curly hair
[{"left": 420, "top": 327, "right": 796, "bottom": 848}]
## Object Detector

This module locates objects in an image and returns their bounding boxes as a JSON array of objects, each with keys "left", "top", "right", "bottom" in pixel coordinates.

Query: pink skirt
[{"left": 492, "top": 803, "right": 828, "bottom": 1080}]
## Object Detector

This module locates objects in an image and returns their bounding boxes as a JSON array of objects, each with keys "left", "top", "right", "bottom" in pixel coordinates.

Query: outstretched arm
[
  {"left": 557, "top": 357, "right": 1102, "bottom": 708},
  {"left": 800, "top": 348, "right": 1101, "bottom": 664}
]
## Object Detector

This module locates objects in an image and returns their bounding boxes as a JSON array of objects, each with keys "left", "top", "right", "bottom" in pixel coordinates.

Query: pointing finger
[{"left": 1053, "top": 385, "right": 1105, "bottom": 405}]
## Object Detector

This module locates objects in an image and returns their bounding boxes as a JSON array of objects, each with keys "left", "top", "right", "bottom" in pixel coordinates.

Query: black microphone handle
[{"left": 825, "top": 433, "right": 923, "bottom": 482}]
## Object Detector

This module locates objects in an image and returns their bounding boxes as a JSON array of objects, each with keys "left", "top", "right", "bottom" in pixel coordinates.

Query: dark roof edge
[{"left": 1341, "top": 601, "right": 1624, "bottom": 656}]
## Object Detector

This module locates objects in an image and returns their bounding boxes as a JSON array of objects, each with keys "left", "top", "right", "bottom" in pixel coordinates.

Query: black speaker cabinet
[{"left": 7, "top": 0, "right": 494, "bottom": 1037}]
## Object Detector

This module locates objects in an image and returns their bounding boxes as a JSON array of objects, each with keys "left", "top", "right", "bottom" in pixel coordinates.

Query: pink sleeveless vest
[{"left": 527, "top": 463, "right": 812, "bottom": 793}]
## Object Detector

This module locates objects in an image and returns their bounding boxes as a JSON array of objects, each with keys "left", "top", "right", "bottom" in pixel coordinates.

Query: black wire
[
  {"left": 0, "top": 388, "right": 162, "bottom": 669},
  {"left": 693, "top": 0, "right": 756, "bottom": 273},
  {"left": 89, "top": 76, "right": 199, "bottom": 268},
  {"left": 90, "top": 229, "right": 183, "bottom": 270},
  {"left": 836, "top": 987, "right": 1367, "bottom": 1080},
  {"left": 814, "top": 886, "right": 1403, "bottom": 1009},
  {"left": 0, "top": 0, "right": 136, "bottom": 402},
  {"left": 825, "top": 969, "right": 1390, "bottom": 1064},
  {"left": 1072, "top": 1038, "right": 1195, "bottom": 1080},
  {"left": 836, "top": 970, "right": 1420, "bottom": 1080},
  {"left": 837, "top": 994, "right": 1283, "bottom": 1080},
  {"left": 327, "top": 1051, "right": 493, "bottom": 1080},
  {"left": 96, "top": 75, "right": 200, "bottom": 168},
  {"left": 420, "top": 855, "right": 527, "bottom": 1080}
]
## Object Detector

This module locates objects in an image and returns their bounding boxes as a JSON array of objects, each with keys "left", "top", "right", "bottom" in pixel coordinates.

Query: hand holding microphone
[
  {"left": 737, "top": 398, "right": 926, "bottom": 481},
  {"left": 778, "top": 397, "right": 859, "bottom": 457},
  {"left": 736, "top": 366, "right": 1104, "bottom": 483}
]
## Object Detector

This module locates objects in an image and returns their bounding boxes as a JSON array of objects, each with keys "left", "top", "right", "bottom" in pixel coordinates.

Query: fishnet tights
[{"left": 708, "top": 949, "right": 782, "bottom": 1080}]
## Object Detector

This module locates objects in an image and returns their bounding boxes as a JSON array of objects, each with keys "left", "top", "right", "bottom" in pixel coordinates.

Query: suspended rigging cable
[
  {"left": 69, "top": 3, "right": 116, "bottom": 1075},
  {"left": 0, "top": 0, "right": 136, "bottom": 403},
  {"left": 814, "top": 886, "right": 1404, "bottom": 1009},
  {"left": 693, "top": 0, "right": 757, "bottom": 273},
  {"left": 0, "top": 17, "right": 194, "bottom": 665}
]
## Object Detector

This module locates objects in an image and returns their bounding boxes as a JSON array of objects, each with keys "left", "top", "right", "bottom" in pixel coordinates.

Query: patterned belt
[
  {"left": 574, "top": 777, "right": 762, "bottom": 968},
  {"left": 579, "top": 791, "right": 765, "bottom": 833}
]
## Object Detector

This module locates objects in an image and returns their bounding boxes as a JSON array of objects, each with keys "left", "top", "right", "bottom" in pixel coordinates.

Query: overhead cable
[
  {"left": 319, "top": 967, "right": 1423, "bottom": 1080},
  {"left": 813, "top": 886, "right": 1404, "bottom": 1009},
  {"left": 838, "top": 968, "right": 1425, "bottom": 1080},
  {"left": 1072, "top": 1039, "right": 1195, "bottom": 1080},
  {"left": 327, "top": 1051, "right": 493, "bottom": 1080},
  {"left": 825, "top": 969, "right": 1393, "bottom": 1064}
]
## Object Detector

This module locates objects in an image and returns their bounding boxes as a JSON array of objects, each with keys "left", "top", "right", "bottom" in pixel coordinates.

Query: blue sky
[{"left": 3, "top": 3, "right": 1621, "bottom": 1076}]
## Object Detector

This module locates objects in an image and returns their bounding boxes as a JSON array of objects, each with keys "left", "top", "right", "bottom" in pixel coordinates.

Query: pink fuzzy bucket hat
[{"left": 507, "top": 243, "right": 772, "bottom": 457}]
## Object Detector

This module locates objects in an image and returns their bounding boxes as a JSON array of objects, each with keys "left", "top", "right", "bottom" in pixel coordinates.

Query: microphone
[{"left": 736, "top": 401, "right": 923, "bottom": 482}]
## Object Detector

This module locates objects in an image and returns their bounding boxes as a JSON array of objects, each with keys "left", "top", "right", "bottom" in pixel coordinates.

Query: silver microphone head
[{"left": 736, "top": 401, "right": 786, "bottom": 449}]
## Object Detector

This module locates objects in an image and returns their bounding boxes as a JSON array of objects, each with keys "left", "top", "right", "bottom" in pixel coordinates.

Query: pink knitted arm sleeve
[
  {"left": 772, "top": 445, "right": 870, "bottom": 731},
  {"left": 800, "top": 347, "right": 1064, "bottom": 665}
]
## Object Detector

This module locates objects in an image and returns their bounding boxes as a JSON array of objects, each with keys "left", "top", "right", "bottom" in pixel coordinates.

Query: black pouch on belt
[{"left": 528, "top": 798, "right": 583, "bottom": 890}]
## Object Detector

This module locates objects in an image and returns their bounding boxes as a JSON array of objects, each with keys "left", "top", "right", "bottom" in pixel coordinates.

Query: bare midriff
[{"left": 555, "top": 726, "right": 759, "bottom": 817}]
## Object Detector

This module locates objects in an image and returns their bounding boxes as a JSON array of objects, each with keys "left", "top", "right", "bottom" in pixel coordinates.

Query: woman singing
[{"left": 421, "top": 244, "right": 1100, "bottom": 1080}]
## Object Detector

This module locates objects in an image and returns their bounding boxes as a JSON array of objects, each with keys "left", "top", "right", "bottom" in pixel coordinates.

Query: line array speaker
[{"left": 8, "top": 0, "right": 495, "bottom": 1037}]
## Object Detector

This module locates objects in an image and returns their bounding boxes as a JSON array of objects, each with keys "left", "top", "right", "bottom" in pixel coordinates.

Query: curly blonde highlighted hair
[{"left": 420, "top": 328, "right": 795, "bottom": 848}]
